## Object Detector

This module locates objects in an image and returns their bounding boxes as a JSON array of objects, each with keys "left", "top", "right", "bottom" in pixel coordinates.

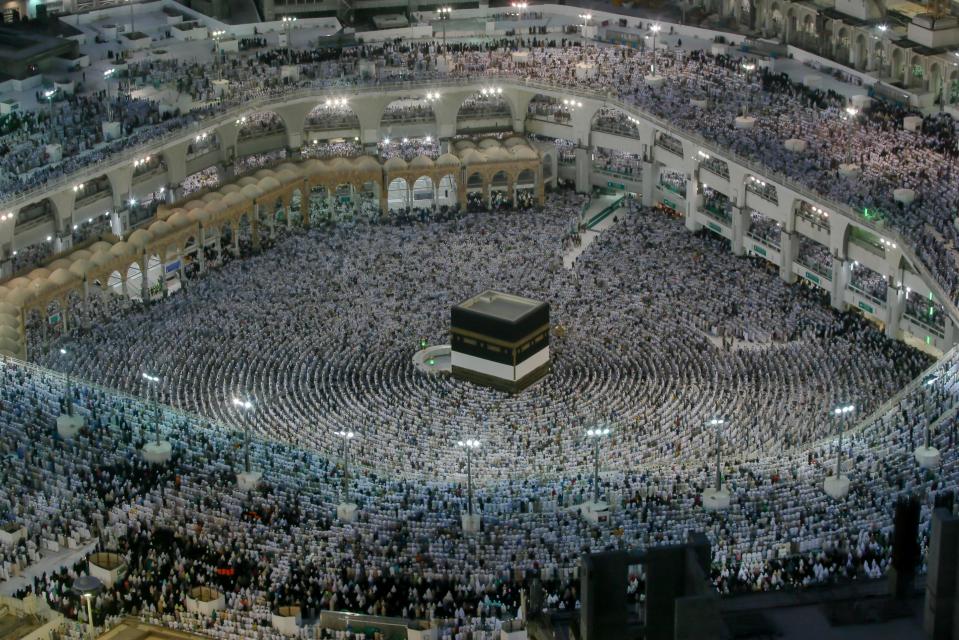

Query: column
[
  {"left": 779, "top": 231, "right": 798, "bottom": 283},
  {"left": 685, "top": 192, "right": 703, "bottom": 233},
  {"left": 574, "top": 147, "right": 591, "bottom": 194},
  {"left": 830, "top": 257, "right": 849, "bottom": 311},
  {"left": 946, "top": 317, "right": 956, "bottom": 347},
  {"left": 640, "top": 161, "right": 656, "bottom": 207},
  {"left": 730, "top": 205, "right": 748, "bottom": 257},
  {"left": 110, "top": 210, "right": 126, "bottom": 236},
  {"left": 885, "top": 283, "right": 904, "bottom": 340},
  {"left": 0, "top": 259, "right": 12, "bottom": 280},
  {"left": 301, "top": 182, "right": 310, "bottom": 229},
  {"left": 252, "top": 204, "right": 262, "bottom": 251},
  {"left": 54, "top": 233, "right": 72, "bottom": 254},
  {"left": 923, "top": 509, "right": 959, "bottom": 638},
  {"left": 140, "top": 260, "right": 149, "bottom": 302}
]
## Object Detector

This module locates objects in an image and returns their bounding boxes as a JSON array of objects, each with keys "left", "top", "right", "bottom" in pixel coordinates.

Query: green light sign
[
  {"left": 707, "top": 221, "right": 722, "bottom": 233},
  {"left": 753, "top": 244, "right": 766, "bottom": 257},
  {"left": 662, "top": 198, "right": 677, "bottom": 210},
  {"left": 805, "top": 272, "right": 820, "bottom": 285},
  {"left": 607, "top": 181, "right": 625, "bottom": 190},
  {"left": 858, "top": 301, "right": 874, "bottom": 314}
]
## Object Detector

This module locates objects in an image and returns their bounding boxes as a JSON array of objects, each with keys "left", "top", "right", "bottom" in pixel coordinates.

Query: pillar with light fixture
[
  {"left": 101, "top": 69, "right": 121, "bottom": 140},
  {"left": 72, "top": 575, "right": 103, "bottom": 640},
  {"left": 56, "top": 347, "right": 85, "bottom": 439},
  {"left": 437, "top": 6, "right": 451, "bottom": 65},
  {"left": 915, "top": 373, "right": 943, "bottom": 470},
  {"left": 457, "top": 438, "right": 481, "bottom": 532},
  {"left": 335, "top": 430, "right": 358, "bottom": 522},
  {"left": 733, "top": 62, "right": 758, "bottom": 129},
  {"left": 701, "top": 418, "right": 731, "bottom": 511},
  {"left": 644, "top": 24, "right": 664, "bottom": 88},
  {"left": 824, "top": 403, "right": 855, "bottom": 498},
  {"left": 233, "top": 396, "right": 262, "bottom": 490},
  {"left": 140, "top": 372, "right": 172, "bottom": 464},
  {"left": 575, "top": 427, "right": 612, "bottom": 523},
  {"left": 577, "top": 12, "right": 592, "bottom": 42}
]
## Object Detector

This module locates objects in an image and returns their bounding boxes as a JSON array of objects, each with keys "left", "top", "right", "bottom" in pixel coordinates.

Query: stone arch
[
  {"left": 411, "top": 175, "right": 434, "bottom": 205},
  {"left": 873, "top": 40, "right": 886, "bottom": 73},
  {"left": 305, "top": 99, "right": 361, "bottom": 135},
  {"left": 107, "top": 269, "right": 124, "bottom": 296},
  {"left": 891, "top": 48, "right": 904, "bottom": 83},
  {"left": 591, "top": 105, "right": 640, "bottom": 139},
  {"left": 437, "top": 174, "right": 457, "bottom": 208},
  {"left": 908, "top": 54, "right": 923, "bottom": 89},
  {"left": 387, "top": 177, "right": 410, "bottom": 211},
  {"left": 125, "top": 261, "right": 143, "bottom": 298},
  {"left": 236, "top": 111, "right": 288, "bottom": 142},
  {"left": 929, "top": 63, "right": 942, "bottom": 101},
  {"left": 854, "top": 33, "right": 867, "bottom": 71},
  {"left": 786, "top": 7, "right": 798, "bottom": 44},
  {"left": 455, "top": 89, "right": 514, "bottom": 133},
  {"left": 526, "top": 93, "right": 573, "bottom": 124},
  {"left": 73, "top": 174, "right": 113, "bottom": 208},
  {"left": 768, "top": 2, "right": 783, "bottom": 37},
  {"left": 15, "top": 199, "right": 57, "bottom": 232},
  {"left": 188, "top": 131, "right": 220, "bottom": 158},
  {"left": 517, "top": 169, "right": 536, "bottom": 185},
  {"left": 380, "top": 98, "right": 437, "bottom": 130},
  {"left": 836, "top": 27, "right": 851, "bottom": 64}
]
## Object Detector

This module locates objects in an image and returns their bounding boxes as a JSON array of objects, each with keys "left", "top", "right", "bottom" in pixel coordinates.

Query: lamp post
[
  {"left": 103, "top": 69, "right": 115, "bottom": 122},
  {"left": 824, "top": 403, "right": 854, "bottom": 498},
  {"left": 142, "top": 372, "right": 161, "bottom": 444},
  {"left": 456, "top": 438, "right": 481, "bottom": 515},
  {"left": 43, "top": 89, "right": 56, "bottom": 136},
  {"left": 701, "top": 418, "right": 731, "bottom": 511},
  {"left": 335, "top": 430, "right": 355, "bottom": 504},
  {"left": 59, "top": 347, "right": 73, "bottom": 416},
  {"left": 457, "top": 438, "right": 481, "bottom": 532},
  {"left": 72, "top": 575, "right": 103, "bottom": 640},
  {"left": 232, "top": 397, "right": 253, "bottom": 473},
  {"left": 282, "top": 16, "right": 297, "bottom": 59},
  {"left": 578, "top": 13, "right": 591, "bottom": 43},
  {"left": 649, "top": 24, "right": 661, "bottom": 74},
  {"left": 437, "top": 7, "right": 452, "bottom": 58},
  {"left": 916, "top": 374, "right": 943, "bottom": 469},
  {"left": 741, "top": 62, "right": 755, "bottom": 118},
  {"left": 584, "top": 428, "right": 610, "bottom": 504},
  {"left": 709, "top": 418, "right": 724, "bottom": 493}
]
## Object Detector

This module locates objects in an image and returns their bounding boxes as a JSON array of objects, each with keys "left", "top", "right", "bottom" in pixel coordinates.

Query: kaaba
[{"left": 450, "top": 291, "right": 550, "bottom": 393}]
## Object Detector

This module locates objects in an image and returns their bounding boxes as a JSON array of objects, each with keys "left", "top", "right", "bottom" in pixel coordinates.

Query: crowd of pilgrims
[
  {"left": 7, "top": 38, "right": 959, "bottom": 302},
  {"left": 5, "top": 37, "right": 959, "bottom": 304},
  {"left": 0, "top": 188, "right": 952, "bottom": 637}
]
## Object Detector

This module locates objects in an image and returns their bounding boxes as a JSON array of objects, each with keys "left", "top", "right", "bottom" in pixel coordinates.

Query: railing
[
  {"left": 796, "top": 256, "right": 832, "bottom": 280},
  {"left": 659, "top": 182, "right": 686, "bottom": 198},
  {"left": 848, "top": 234, "right": 886, "bottom": 259},
  {"left": 2, "top": 72, "right": 957, "bottom": 325},
  {"left": 304, "top": 118, "right": 361, "bottom": 131},
  {"left": 847, "top": 283, "right": 886, "bottom": 309},
  {"left": 654, "top": 135, "right": 683, "bottom": 157},
  {"left": 745, "top": 182, "right": 779, "bottom": 205},
  {"left": 795, "top": 208, "right": 830, "bottom": 233},
  {"left": 746, "top": 231, "right": 780, "bottom": 251},
  {"left": 700, "top": 158, "right": 730, "bottom": 180},
  {"left": 903, "top": 311, "right": 946, "bottom": 339},
  {"left": 592, "top": 166, "right": 640, "bottom": 180},
  {"left": 701, "top": 205, "right": 731, "bottom": 227},
  {"left": 592, "top": 121, "right": 641, "bottom": 139}
]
